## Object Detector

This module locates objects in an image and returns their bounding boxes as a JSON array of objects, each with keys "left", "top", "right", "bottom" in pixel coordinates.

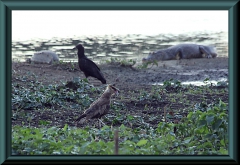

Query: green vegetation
[
  {"left": 12, "top": 71, "right": 228, "bottom": 155},
  {"left": 12, "top": 77, "right": 98, "bottom": 111},
  {"left": 137, "top": 60, "right": 158, "bottom": 69},
  {"left": 12, "top": 99, "right": 228, "bottom": 155},
  {"left": 105, "top": 57, "right": 136, "bottom": 67}
]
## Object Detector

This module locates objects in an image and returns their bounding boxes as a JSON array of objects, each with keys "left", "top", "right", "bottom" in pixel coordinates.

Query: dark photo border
[{"left": 0, "top": 0, "right": 239, "bottom": 164}]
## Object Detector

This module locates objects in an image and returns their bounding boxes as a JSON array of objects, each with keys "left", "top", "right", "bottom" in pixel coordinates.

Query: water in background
[
  {"left": 12, "top": 31, "right": 228, "bottom": 64},
  {"left": 12, "top": 10, "right": 228, "bottom": 63}
]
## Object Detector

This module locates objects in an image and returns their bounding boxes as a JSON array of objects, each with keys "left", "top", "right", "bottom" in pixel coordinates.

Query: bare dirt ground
[
  {"left": 12, "top": 57, "right": 228, "bottom": 88},
  {"left": 11, "top": 57, "right": 229, "bottom": 128}
]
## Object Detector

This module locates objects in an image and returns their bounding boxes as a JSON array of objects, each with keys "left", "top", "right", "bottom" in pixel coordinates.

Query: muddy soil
[
  {"left": 12, "top": 57, "right": 228, "bottom": 88},
  {"left": 11, "top": 57, "right": 228, "bottom": 128}
]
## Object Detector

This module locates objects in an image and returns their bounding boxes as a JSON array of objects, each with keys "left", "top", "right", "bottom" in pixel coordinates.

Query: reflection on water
[
  {"left": 152, "top": 79, "right": 228, "bottom": 86},
  {"left": 12, "top": 31, "right": 228, "bottom": 63}
]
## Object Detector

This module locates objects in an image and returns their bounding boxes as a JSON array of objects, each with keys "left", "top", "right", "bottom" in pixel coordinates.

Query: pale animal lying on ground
[
  {"left": 26, "top": 50, "right": 59, "bottom": 64},
  {"left": 142, "top": 44, "right": 218, "bottom": 63}
]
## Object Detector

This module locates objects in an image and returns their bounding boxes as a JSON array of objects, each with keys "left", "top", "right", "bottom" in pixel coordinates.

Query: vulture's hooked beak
[{"left": 73, "top": 46, "right": 76, "bottom": 50}]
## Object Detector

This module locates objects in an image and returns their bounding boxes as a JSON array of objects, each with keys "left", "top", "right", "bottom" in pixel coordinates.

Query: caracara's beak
[
  {"left": 115, "top": 89, "right": 119, "bottom": 96},
  {"left": 109, "top": 84, "right": 120, "bottom": 96},
  {"left": 113, "top": 87, "right": 120, "bottom": 96}
]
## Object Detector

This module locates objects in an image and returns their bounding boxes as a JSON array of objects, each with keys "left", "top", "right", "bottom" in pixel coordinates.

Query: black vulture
[
  {"left": 73, "top": 44, "right": 106, "bottom": 84},
  {"left": 75, "top": 84, "right": 120, "bottom": 128}
]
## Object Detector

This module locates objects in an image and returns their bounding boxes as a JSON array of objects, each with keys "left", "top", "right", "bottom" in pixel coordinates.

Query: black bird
[
  {"left": 73, "top": 44, "right": 106, "bottom": 84},
  {"left": 75, "top": 84, "right": 120, "bottom": 128}
]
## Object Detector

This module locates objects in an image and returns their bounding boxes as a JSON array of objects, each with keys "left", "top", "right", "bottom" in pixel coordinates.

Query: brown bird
[
  {"left": 73, "top": 44, "right": 106, "bottom": 84},
  {"left": 75, "top": 84, "right": 120, "bottom": 128}
]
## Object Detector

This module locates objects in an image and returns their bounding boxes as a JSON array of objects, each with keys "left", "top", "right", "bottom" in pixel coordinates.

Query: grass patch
[
  {"left": 11, "top": 66, "right": 228, "bottom": 155},
  {"left": 12, "top": 100, "right": 228, "bottom": 155}
]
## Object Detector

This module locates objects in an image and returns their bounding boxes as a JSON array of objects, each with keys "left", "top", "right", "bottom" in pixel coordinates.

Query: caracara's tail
[{"left": 75, "top": 113, "right": 87, "bottom": 122}]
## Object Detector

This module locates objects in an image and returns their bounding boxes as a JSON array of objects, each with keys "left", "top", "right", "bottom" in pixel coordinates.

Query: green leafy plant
[
  {"left": 106, "top": 57, "right": 136, "bottom": 67},
  {"left": 12, "top": 100, "right": 228, "bottom": 155},
  {"left": 137, "top": 60, "right": 158, "bottom": 69}
]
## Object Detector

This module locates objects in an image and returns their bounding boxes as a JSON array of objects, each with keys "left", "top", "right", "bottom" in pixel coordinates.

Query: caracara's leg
[
  {"left": 98, "top": 119, "right": 101, "bottom": 129},
  {"left": 98, "top": 119, "right": 106, "bottom": 126},
  {"left": 91, "top": 119, "right": 97, "bottom": 128}
]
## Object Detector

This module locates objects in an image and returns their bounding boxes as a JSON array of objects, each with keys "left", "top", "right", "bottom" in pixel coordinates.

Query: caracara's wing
[
  {"left": 85, "top": 98, "right": 110, "bottom": 113},
  {"left": 87, "top": 104, "right": 111, "bottom": 119},
  {"left": 84, "top": 98, "right": 110, "bottom": 118}
]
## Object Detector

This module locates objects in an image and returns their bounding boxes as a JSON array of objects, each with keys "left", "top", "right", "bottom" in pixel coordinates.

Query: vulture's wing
[{"left": 84, "top": 58, "right": 101, "bottom": 71}]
